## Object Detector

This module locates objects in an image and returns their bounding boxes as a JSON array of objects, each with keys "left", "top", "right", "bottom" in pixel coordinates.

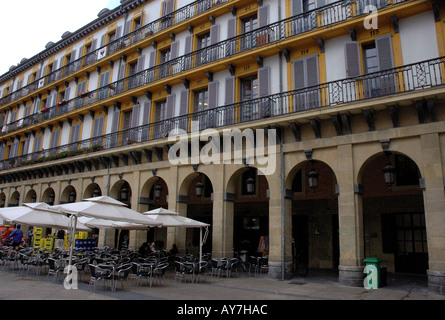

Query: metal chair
[{"left": 47, "top": 258, "right": 64, "bottom": 281}]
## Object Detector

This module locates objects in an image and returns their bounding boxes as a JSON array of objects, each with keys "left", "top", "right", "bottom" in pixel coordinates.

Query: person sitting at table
[
  {"left": 149, "top": 241, "right": 158, "bottom": 253},
  {"left": 138, "top": 242, "right": 150, "bottom": 256},
  {"left": 169, "top": 244, "right": 178, "bottom": 256}
]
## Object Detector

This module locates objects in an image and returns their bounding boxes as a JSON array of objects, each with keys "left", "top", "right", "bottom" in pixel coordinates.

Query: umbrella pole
[
  {"left": 199, "top": 227, "right": 202, "bottom": 262},
  {"left": 69, "top": 215, "right": 77, "bottom": 267}
]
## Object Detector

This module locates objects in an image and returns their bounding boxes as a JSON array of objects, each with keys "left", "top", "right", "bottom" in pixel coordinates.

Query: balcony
[
  {"left": 0, "top": 0, "right": 232, "bottom": 108},
  {"left": 0, "top": 0, "right": 412, "bottom": 111},
  {"left": 1, "top": 55, "right": 444, "bottom": 177},
  {"left": 0, "top": 0, "right": 416, "bottom": 137}
]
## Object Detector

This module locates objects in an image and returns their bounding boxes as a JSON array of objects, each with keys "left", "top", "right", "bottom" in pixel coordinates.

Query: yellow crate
[{"left": 78, "top": 232, "right": 88, "bottom": 240}]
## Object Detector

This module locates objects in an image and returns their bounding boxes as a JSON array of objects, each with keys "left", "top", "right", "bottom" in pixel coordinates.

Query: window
[
  {"left": 360, "top": 36, "right": 395, "bottom": 98},
  {"left": 128, "top": 62, "right": 138, "bottom": 89},
  {"left": 159, "top": 48, "right": 171, "bottom": 78},
  {"left": 292, "top": 55, "right": 319, "bottom": 111},
  {"left": 240, "top": 75, "right": 258, "bottom": 122},
  {"left": 154, "top": 100, "right": 167, "bottom": 138},
  {"left": 194, "top": 89, "right": 209, "bottom": 113},
  {"left": 241, "top": 15, "right": 258, "bottom": 50},
  {"left": 197, "top": 32, "right": 211, "bottom": 66}
]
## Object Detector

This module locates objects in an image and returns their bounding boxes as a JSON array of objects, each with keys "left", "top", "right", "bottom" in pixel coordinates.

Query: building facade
[{"left": 0, "top": 0, "right": 444, "bottom": 293}]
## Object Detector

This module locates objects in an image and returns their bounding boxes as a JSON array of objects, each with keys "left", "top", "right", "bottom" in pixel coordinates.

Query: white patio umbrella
[
  {"left": 78, "top": 217, "right": 150, "bottom": 230},
  {"left": 0, "top": 203, "right": 91, "bottom": 231},
  {"left": 54, "top": 196, "right": 163, "bottom": 226},
  {"left": 53, "top": 196, "right": 163, "bottom": 266},
  {"left": 142, "top": 207, "right": 210, "bottom": 262}
]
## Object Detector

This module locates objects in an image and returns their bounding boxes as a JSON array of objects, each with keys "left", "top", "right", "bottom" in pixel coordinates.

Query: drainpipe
[
  {"left": 280, "top": 126, "right": 285, "bottom": 281},
  {"left": 278, "top": 0, "right": 285, "bottom": 280}
]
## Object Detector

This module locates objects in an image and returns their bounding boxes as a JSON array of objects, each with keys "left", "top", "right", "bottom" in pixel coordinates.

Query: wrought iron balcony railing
[
  {"left": 1, "top": 0, "right": 412, "bottom": 135},
  {"left": 0, "top": 0, "right": 230, "bottom": 108},
  {"left": 1, "top": 55, "right": 444, "bottom": 172},
  {"left": 0, "top": 0, "right": 409, "bottom": 110}
]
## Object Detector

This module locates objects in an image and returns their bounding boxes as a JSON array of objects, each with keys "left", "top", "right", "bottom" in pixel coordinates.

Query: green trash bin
[{"left": 364, "top": 257, "right": 381, "bottom": 289}]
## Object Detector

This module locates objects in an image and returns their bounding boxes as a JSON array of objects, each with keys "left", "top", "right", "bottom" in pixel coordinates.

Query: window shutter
[
  {"left": 148, "top": 51, "right": 156, "bottom": 68},
  {"left": 226, "top": 18, "right": 237, "bottom": 56},
  {"left": 70, "top": 123, "right": 81, "bottom": 143},
  {"left": 344, "top": 42, "right": 361, "bottom": 77},
  {"left": 142, "top": 101, "right": 151, "bottom": 125},
  {"left": 137, "top": 55, "right": 146, "bottom": 72},
  {"left": 111, "top": 110, "right": 120, "bottom": 132},
  {"left": 166, "top": 93, "right": 176, "bottom": 119},
  {"left": 375, "top": 35, "right": 394, "bottom": 71},
  {"left": 92, "top": 117, "right": 101, "bottom": 137},
  {"left": 33, "top": 98, "right": 41, "bottom": 114},
  {"left": 24, "top": 105, "right": 31, "bottom": 117},
  {"left": 292, "top": 0, "right": 303, "bottom": 15},
  {"left": 170, "top": 41, "right": 179, "bottom": 60},
  {"left": 115, "top": 26, "right": 123, "bottom": 39},
  {"left": 64, "top": 87, "right": 71, "bottom": 100},
  {"left": 118, "top": 63, "right": 126, "bottom": 80},
  {"left": 165, "top": 0, "right": 175, "bottom": 15},
  {"left": 50, "top": 129, "right": 60, "bottom": 149},
  {"left": 210, "top": 24, "right": 220, "bottom": 45},
  {"left": 131, "top": 104, "right": 141, "bottom": 128},
  {"left": 100, "top": 35, "right": 106, "bottom": 48},
  {"left": 316, "top": 0, "right": 326, "bottom": 8},
  {"left": 22, "top": 136, "right": 30, "bottom": 156},
  {"left": 227, "top": 18, "right": 236, "bottom": 38},
  {"left": 293, "top": 60, "right": 305, "bottom": 89},
  {"left": 258, "top": 66, "right": 270, "bottom": 97},
  {"left": 46, "top": 95, "right": 53, "bottom": 109},
  {"left": 52, "top": 60, "right": 58, "bottom": 71},
  {"left": 179, "top": 90, "right": 189, "bottom": 116},
  {"left": 184, "top": 36, "right": 192, "bottom": 54},
  {"left": 258, "top": 5, "right": 269, "bottom": 28},
  {"left": 306, "top": 55, "right": 319, "bottom": 87},
  {"left": 33, "top": 135, "right": 42, "bottom": 153},
  {"left": 124, "top": 21, "right": 131, "bottom": 36},
  {"left": 208, "top": 82, "right": 218, "bottom": 109},
  {"left": 225, "top": 76, "right": 235, "bottom": 105}
]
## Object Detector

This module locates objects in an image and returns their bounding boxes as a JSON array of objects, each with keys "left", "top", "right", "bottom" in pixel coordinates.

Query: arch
[
  {"left": 286, "top": 159, "right": 339, "bottom": 272},
  {"left": 359, "top": 151, "right": 427, "bottom": 274},
  {"left": 140, "top": 176, "right": 169, "bottom": 209},
  {"left": 24, "top": 189, "right": 37, "bottom": 203},
  {"left": 357, "top": 150, "right": 423, "bottom": 186},
  {"left": 176, "top": 171, "right": 215, "bottom": 255},
  {"left": 41, "top": 187, "right": 55, "bottom": 205},
  {"left": 61, "top": 185, "right": 77, "bottom": 203},
  {"left": 9, "top": 191, "right": 20, "bottom": 206},
  {"left": 0, "top": 192, "right": 5, "bottom": 207},
  {"left": 110, "top": 180, "right": 132, "bottom": 206},
  {"left": 84, "top": 183, "right": 102, "bottom": 198}
]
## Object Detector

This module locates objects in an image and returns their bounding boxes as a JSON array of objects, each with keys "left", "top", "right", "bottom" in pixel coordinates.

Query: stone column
[
  {"left": 212, "top": 165, "right": 233, "bottom": 258},
  {"left": 267, "top": 156, "right": 293, "bottom": 280},
  {"left": 420, "top": 133, "right": 445, "bottom": 295},
  {"left": 337, "top": 144, "right": 365, "bottom": 287}
]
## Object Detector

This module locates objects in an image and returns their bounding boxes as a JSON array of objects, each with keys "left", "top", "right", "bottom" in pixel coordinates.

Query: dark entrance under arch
[{"left": 362, "top": 153, "right": 428, "bottom": 274}]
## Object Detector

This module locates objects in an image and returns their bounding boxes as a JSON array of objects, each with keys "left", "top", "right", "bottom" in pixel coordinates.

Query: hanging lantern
[
  {"left": 383, "top": 163, "right": 395, "bottom": 189},
  {"left": 154, "top": 184, "right": 163, "bottom": 199},
  {"left": 69, "top": 190, "right": 76, "bottom": 203},
  {"left": 93, "top": 188, "right": 101, "bottom": 197},
  {"left": 49, "top": 193, "right": 55, "bottom": 204},
  {"left": 195, "top": 181, "right": 203, "bottom": 199},
  {"left": 308, "top": 168, "right": 319, "bottom": 193},
  {"left": 246, "top": 177, "right": 255, "bottom": 195},
  {"left": 121, "top": 186, "right": 129, "bottom": 201}
]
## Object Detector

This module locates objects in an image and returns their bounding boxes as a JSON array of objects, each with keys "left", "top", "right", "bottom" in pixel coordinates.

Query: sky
[{"left": 0, "top": 0, "right": 122, "bottom": 77}]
